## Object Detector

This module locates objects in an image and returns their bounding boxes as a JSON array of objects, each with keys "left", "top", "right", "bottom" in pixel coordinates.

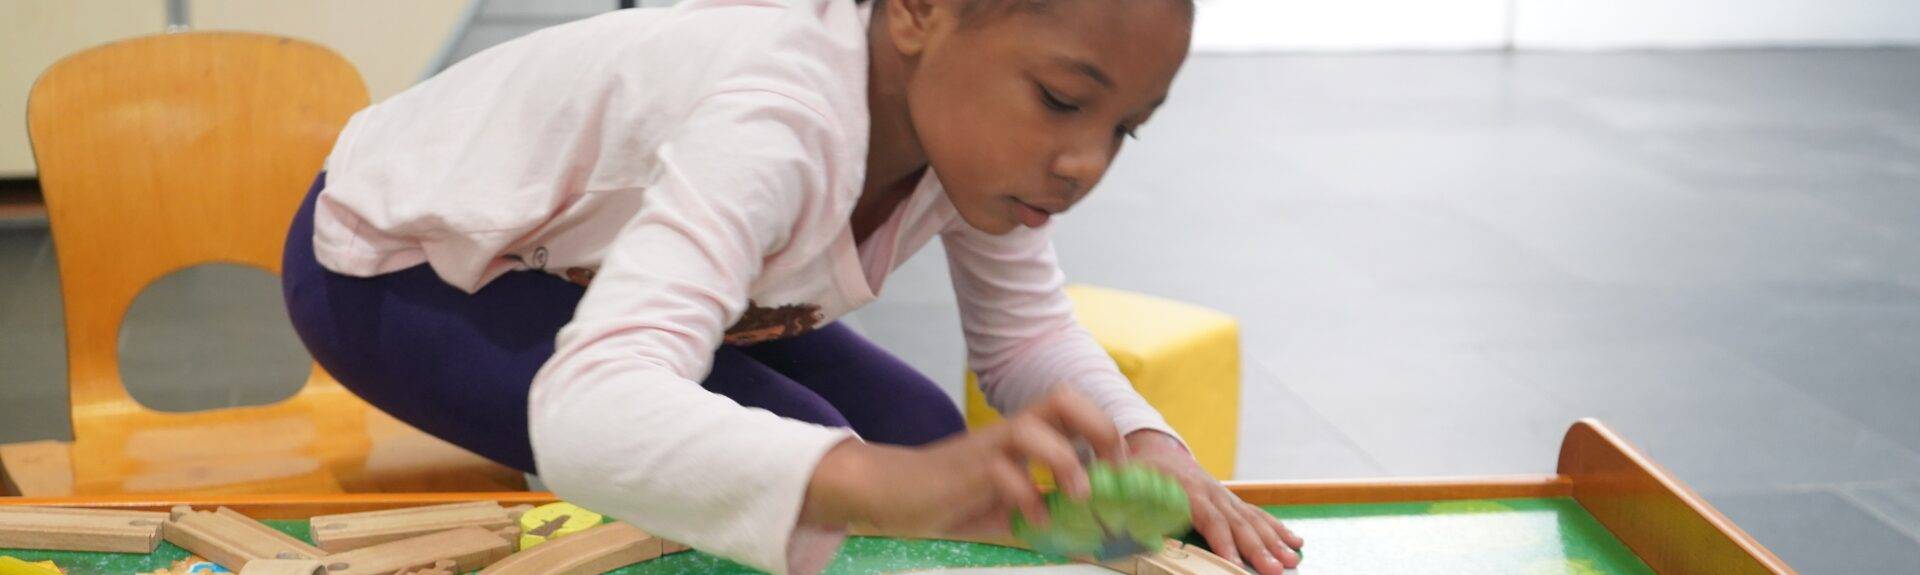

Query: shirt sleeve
[
  {"left": 529, "top": 89, "right": 858, "bottom": 575},
  {"left": 941, "top": 222, "right": 1185, "bottom": 446}
]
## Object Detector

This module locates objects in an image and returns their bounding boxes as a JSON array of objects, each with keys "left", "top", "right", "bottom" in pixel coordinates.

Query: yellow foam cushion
[{"left": 966, "top": 284, "right": 1239, "bottom": 479}]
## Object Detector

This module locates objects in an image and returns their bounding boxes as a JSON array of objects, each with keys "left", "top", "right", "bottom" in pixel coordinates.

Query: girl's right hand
[{"left": 803, "top": 388, "right": 1126, "bottom": 538}]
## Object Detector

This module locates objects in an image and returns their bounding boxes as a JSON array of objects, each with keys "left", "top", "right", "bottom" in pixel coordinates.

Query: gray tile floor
[{"left": 4, "top": 50, "right": 1920, "bottom": 573}]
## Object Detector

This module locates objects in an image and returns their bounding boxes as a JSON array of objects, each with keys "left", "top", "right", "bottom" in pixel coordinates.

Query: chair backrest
[{"left": 26, "top": 32, "right": 368, "bottom": 418}]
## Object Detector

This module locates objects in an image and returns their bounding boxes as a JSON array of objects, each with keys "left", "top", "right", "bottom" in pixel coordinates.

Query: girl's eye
[{"left": 1039, "top": 86, "right": 1079, "bottom": 113}]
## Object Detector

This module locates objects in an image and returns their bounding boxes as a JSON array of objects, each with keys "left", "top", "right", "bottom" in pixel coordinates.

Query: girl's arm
[
  {"left": 940, "top": 223, "right": 1186, "bottom": 448},
  {"left": 941, "top": 225, "right": 1308, "bottom": 574},
  {"left": 529, "top": 89, "right": 859, "bottom": 575}
]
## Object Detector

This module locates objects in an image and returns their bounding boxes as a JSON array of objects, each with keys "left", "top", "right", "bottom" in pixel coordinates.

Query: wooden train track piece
[
  {"left": 478, "top": 523, "right": 665, "bottom": 575},
  {"left": 1144, "top": 543, "right": 1249, "bottom": 575},
  {"left": 660, "top": 539, "right": 689, "bottom": 555},
  {"left": 394, "top": 560, "right": 456, "bottom": 575},
  {"left": 0, "top": 505, "right": 168, "bottom": 553},
  {"left": 237, "top": 559, "right": 326, "bottom": 575},
  {"left": 1102, "top": 540, "right": 1249, "bottom": 575},
  {"left": 309, "top": 502, "right": 527, "bottom": 553},
  {"left": 162, "top": 506, "right": 327, "bottom": 571},
  {"left": 320, "top": 526, "right": 513, "bottom": 575}
]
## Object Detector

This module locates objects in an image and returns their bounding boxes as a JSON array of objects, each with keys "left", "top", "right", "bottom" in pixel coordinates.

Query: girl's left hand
[{"left": 1126, "top": 430, "right": 1304, "bottom": 574}]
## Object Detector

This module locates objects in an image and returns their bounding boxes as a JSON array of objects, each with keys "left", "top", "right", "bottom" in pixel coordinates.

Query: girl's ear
[{"left": 885, "top": 0, "right": 948, "bottom": 58}]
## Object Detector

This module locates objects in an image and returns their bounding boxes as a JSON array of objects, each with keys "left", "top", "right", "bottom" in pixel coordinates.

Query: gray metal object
[
  {"left": 165, "top": 0, "right": 189, "bottom": 32},
  {"left": 423, "top": 0, "right": 493, "bottom": 80}
]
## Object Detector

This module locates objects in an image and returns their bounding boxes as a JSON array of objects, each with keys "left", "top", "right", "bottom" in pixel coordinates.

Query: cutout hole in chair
[{"left": 118, "top": 263, "right": 309, "bottom": 413}]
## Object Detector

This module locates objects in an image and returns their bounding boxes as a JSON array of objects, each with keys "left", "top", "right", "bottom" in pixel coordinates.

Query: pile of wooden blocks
[{"left": 0, "top": 502, "right": 685, "bottom": 575}]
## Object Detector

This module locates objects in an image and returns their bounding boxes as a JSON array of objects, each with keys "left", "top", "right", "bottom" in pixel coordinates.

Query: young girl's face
[{"left": 896, "top": 0, "right": 1192, "bottom": 235}]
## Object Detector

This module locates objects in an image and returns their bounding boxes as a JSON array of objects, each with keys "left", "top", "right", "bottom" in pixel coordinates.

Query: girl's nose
[{"left": 1051, "top": 139, "right": 1113, "bottom": 198}]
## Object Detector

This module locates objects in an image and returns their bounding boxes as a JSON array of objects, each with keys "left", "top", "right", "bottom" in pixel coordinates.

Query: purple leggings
[{"left": 282, "top": 173, "right": 965, "bottom": 473}]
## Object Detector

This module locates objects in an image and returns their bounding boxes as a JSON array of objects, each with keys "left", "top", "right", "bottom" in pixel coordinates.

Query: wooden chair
[{"left": 0, "top": 32, "right": 526, "bottom": 496}]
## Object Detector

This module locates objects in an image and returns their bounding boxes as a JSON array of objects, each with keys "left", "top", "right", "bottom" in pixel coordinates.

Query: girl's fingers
[
  {"left": 989, "top": 457, "right": 1048, "bottom": 527},
  {"left": 1237, "top": 501, "right": 1285, "bottom": 558},
  {"left": 1190, "top": 491, "right": 1239, "bottom": 569},
  {"left": 1032, "top": 389, "right": 1124, "bottom": 461},
  {"left": 1004, "top": 417, "right": 1090, "bottom": 498},
  {"left": 1240, "top": 501, "right": 1299, "bottom": 569},
  {"left": 1271, "top": 513, "right": 1304, "bottom": 550},
  {"left": 1219, "top": 493, "right": 1280, "bottom": 574}
]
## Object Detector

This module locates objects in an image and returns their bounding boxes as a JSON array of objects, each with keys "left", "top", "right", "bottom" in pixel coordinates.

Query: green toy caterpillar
[{"left": 1010, "top": 462, "right": 1192, "bottom": 560}]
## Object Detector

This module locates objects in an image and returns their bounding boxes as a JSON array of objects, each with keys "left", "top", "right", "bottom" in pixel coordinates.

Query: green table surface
[
  {"left": 1252, "top": 497, "right": 1655, "bottom": 575},
  {"left": 1, "top": 497, "right": 1654, "bottom": 575}
]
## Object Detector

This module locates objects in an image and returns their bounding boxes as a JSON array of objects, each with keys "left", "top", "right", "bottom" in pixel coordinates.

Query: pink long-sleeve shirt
[{"left": 310, "top": 1, "right": 1179, "bottom": 573}]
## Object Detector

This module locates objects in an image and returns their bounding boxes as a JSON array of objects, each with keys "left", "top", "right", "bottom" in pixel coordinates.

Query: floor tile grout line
[
  {"left": 1246, "top": 356, "right": 1393, "bottom": 475},
  {"left": 1833, "top": 488, "right": 1920, "bottom": 547},
  {"left": 1689, "top": 339, "right": 1920, "bottom": 465},
  {"left": 1705, "top": 478, "right": 1920, "bottom": 497},
  {"left": 1467, "top": 340, "right": 1622, "bottom": 429},
  {"left": 1478, "top": 334, "right": 1920, "bottom": 473}
]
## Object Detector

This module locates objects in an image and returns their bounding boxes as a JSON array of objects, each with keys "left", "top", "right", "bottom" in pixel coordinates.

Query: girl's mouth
[{"left": 1013, "top": 199, "right": 1053, "bottom": 228}]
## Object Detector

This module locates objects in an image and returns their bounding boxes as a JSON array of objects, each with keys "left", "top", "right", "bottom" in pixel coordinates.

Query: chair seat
[{"left": 1, "top": 372, "right": 524, "bottom": 497}]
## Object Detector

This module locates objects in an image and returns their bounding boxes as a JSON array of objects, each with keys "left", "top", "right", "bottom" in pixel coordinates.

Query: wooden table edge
[
  {"left": 1559, "top": 418, "right": 1795, "bottom": 574},
  {"left": 1, "top": 420, "right": 1794, "bottom": 574}
]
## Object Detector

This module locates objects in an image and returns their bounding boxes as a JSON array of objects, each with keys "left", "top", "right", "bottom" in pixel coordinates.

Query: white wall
[
  {"left": 1194, "top": 0, "right": 1920, "bottom": 52},
  {"left": 0, "top": 1, "right": 468, "bottom": 178},
  {"left": 1515, "top": 0, "right": 1920, "bottom": 49},
  {"left": 1, "top": 1, "right": 167, "bottom": 177},
  {"left": 188, "top": 1, "right": 469, "bottom": 101},
  {"left": 1194, "top": 0, "right": 1510, "bottom": 52}
]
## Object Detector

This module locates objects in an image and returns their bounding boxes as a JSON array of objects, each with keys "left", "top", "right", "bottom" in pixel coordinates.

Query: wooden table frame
[{"left": 0, "top": 419, "right": 1792, "bottom": 574}]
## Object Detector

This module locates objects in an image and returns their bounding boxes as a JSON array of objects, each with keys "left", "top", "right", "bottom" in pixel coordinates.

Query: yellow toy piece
[
  {"left": 516, "top": 502, "right": 604, "bottom": 551},
  {"left": 967, "top": 284, "right": 1240, "bottom": 479},
  {"left": 0, "top": 557, "right": 61, "bottom": 575}
]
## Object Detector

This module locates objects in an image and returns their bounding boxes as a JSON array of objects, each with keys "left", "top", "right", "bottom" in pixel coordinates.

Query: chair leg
[{"left": 0, "top": 440, "right": 75, "bottom": 496}]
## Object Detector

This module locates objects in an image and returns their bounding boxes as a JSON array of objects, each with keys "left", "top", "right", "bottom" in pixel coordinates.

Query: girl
[{"left": 281, "top": 0, "right": 1302, "bottom": 573}]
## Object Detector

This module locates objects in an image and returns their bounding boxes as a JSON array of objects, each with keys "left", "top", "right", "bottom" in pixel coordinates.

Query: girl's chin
[{"left": 955, "top": 207, "right": 1019, "bottom": 235}]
